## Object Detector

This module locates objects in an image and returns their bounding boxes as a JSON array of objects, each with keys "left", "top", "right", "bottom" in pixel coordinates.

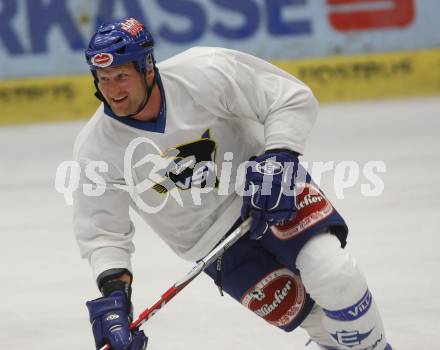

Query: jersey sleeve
[
  {"left": 73, "top": 137, "right": 135, "bottom": 282},
  {"left": 189, "top": 48, "right": 319, "bottom": 154},
  {"left": 230, "top": 53, "right": 319, "bottom": 154}
]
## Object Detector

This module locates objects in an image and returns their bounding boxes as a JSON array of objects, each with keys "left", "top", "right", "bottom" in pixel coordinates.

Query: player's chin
[{"left": 110, "top": 105, "right": 130, "bottom": 117}]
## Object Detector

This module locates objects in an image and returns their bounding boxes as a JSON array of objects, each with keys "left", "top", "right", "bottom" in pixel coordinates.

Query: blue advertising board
[{"left": 1, "top": 0, "right": 439, "bottom": 79}]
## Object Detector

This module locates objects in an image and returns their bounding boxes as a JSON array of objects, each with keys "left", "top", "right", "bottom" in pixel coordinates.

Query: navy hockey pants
[{"left": 205, "top": 181, "right": 348, "bottom": 332}]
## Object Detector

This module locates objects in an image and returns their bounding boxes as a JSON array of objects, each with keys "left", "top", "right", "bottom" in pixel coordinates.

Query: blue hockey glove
[
  {"left": 86, "top": 290, "right": 148, "bottom": 350},
  {"left": 241, "top": 150, "right": 299, "bottom": 239}
]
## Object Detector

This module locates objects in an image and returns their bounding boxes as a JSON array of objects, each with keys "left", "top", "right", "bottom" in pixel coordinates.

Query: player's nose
[{"left": 106, "top": 83, "right": 125, "bottom": 99}]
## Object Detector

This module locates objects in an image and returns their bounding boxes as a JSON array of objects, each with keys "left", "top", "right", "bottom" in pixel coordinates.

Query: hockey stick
[{"left": 101, "top": 217, "right": 251, "bottom": 350}]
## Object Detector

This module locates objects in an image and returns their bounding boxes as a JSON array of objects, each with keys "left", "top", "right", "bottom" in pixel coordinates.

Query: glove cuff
[
  {"left": 97, "top": 268, "right": 132, "bottom": 303},
  {"left": 101, "top": 279, "right": 132, "bottom": 301},
  {"left": 86, "top": 290, "right": 128, "bottom": 320},
  {"left": 97, "top": 268, "right": 132, "bottom": 289}
]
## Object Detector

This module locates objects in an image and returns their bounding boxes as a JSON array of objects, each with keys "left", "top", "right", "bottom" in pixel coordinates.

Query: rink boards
[
  {"left": 0, "top": 49, "right": 440, "bottom": 124},
  {"left": 2, "top": 0, "right": 440, "bottom": 125},
  {"left": 1, "top": 47, "right": 440, "bottom": 125}
]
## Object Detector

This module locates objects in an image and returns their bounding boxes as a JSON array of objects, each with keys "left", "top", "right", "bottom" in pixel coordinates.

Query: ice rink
[{"left": 1, "top": 96, "right": 439, "bottom": 349}]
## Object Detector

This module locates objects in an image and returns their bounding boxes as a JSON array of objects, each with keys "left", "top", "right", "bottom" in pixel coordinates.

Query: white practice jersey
[{"left": 73, "top": 47, "right": 318, "bottom": 280}]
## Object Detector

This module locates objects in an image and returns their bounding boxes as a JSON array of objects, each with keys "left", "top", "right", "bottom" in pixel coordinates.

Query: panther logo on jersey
[{"left": 152, "top": 129, "right": 219, "bottom": 193}]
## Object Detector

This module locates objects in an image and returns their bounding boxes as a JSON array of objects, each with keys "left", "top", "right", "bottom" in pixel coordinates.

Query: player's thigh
[
  {"left": 205, "top": 236, "right": 314, "bottom": 332},
  {"left": 259, "top": 180, "right": 348, "bottom": 272}
]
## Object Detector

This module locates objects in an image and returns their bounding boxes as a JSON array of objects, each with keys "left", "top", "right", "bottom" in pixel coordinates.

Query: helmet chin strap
[{"left": 124, "top": 67, "right": 157, "bottom": 119}]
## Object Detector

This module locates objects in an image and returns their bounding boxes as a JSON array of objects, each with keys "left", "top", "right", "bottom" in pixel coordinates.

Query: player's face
[{"left": 96, "top": 63, "right": 147, "bottom": 117}]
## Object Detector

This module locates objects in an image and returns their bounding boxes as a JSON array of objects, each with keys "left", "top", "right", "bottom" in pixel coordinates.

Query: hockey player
[{"left": 74, "top": 17, "right": 392, "bottom": 350}]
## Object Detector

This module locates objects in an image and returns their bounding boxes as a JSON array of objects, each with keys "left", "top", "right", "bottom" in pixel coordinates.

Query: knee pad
[
  {"left": 296, "top": 232, "right": 367, "bottom": 310},
  {"left": 297, "top": 232, "right": 390, "bottom": 350}
]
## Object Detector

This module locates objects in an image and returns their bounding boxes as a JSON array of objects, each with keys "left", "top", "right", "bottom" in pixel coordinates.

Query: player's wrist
[
  {"left": 97, "top": 268, "right": 133, "bottom": 303},
  {"left": 97, "top": 268, "right": 133, "bottom": 288},
  {"left": 264, "top": 148, "right": 300, "bottom": 158}
]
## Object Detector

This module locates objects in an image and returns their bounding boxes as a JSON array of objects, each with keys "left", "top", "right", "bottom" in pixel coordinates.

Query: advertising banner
[
  {"left": 1, "top": 0, "right": 439, "bottom": 78},
  {"left": 0, "top": 0, "right": 439, "bottom": 123}
]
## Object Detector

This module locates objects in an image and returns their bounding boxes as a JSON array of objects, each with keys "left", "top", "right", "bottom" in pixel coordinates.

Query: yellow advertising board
[{"left": 1, "top": 48, "right": 440, "bottom": 125}]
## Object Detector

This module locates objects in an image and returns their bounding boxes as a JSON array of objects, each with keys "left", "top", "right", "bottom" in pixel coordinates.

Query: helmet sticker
[
  {"left": 91, "top": 53, "right": 114, "bottom": 68},
  {"left": 121, "top": 18, "right": 144, "bottom": 37}
]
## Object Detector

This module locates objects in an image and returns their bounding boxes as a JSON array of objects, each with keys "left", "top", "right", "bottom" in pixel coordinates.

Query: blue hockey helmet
[{"left": 85, "top": 17, "right": 155, "bottom": 74}]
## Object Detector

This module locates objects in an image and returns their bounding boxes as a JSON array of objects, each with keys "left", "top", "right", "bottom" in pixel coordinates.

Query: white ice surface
[{"left": 1, "top": 97, "right": 439, "bottom": 349}]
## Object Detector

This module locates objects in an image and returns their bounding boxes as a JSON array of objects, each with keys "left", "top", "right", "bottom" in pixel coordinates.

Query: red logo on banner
[
  {"left": 271, "top": 183, "right": 333, "bottom": 240},
  {"left": 241, "top": 269, "right": 306, "bottom": 327},
  {"left": 91, "top": 53, "right": 113, "bottom": 68},
  {"left": 327, "top": 0, "right": 415, "bottom": 31}
]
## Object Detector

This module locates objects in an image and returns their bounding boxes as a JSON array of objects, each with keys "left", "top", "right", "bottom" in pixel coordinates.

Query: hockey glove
[
  {"left": 241, "top": 150, "right": 299, "bottom": 239},
  {"left": 86, "top": 282, "right": 148, "bottom": 350}
]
